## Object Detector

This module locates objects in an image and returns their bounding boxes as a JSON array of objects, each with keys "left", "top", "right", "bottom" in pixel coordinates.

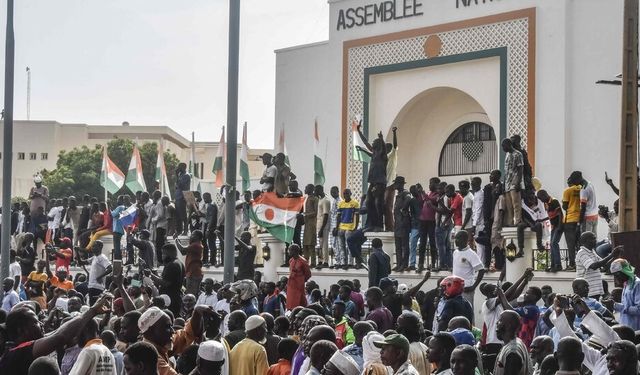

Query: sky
[{"left": 0, "top": 0, "right": 330, "bottom": 148}]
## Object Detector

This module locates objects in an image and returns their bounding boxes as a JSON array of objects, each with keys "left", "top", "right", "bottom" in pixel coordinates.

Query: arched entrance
[{"left": 390, "top": 86, "right": 498, "bottom": 184}]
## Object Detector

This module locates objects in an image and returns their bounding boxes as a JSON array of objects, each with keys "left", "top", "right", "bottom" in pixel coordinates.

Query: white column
[
  {"left": 258, "top": 233, "right": 286, "bottom": 282},
  {"left": 501, "top": 227, "right": 537, "bottom": 282}
]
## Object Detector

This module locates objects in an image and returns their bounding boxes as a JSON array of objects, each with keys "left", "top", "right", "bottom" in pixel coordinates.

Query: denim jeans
[
  {"left": 409, "top": 228, "right": 420, "bottom": 266},
  {"left": 113, "top": 232, "right": 123, "bottom": 260},
  {"left": 564, "top": 222, "right": 578, "bottom": 267},
  {"left": 435, "top": 225, "right": 452, "bottom": 269},
  {"left": 550, "top": 226, "right": 562, "bottom": 268}
]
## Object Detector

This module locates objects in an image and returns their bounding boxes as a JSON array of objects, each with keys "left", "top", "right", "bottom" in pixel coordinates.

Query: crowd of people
[{"left": 0, "top": 136, "right": 635, "bottom": 375}]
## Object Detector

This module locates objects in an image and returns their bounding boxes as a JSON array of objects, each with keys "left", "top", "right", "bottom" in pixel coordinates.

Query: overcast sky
[{"left": 0, "top": 0, "right": 329, "bottom": 148}]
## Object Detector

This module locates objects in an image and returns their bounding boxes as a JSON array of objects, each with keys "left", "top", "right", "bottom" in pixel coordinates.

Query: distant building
[{"left": 0, "top": 120, "right": 267, "bottom": 199}]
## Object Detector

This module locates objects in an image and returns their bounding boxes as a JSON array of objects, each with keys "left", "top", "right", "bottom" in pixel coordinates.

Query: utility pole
[
  {"left": 1, "top": 0, "right": 15, "bottom": 279},
  {"left": 618, "top": 0, "right": 638, "bottom": 231},
  {"left": 223, "top": 0, "right": 240, "bottom": 284},
  {"left": 26, "top": 66, "right": 30, "bottom": 120}
]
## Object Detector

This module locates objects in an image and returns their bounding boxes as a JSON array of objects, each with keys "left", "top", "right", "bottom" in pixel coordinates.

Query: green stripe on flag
[
  {"left": 314, "top": 155, "right": 325, "bottom": 186},
  {"left": 249, "top": 208, "right": 296, "bottom": 243},
  {"left": 240, "top": 159, "right": 250, "bottom": 192},
  {"left": 212, "top": 156, "right": 223, "bottom": 173}
]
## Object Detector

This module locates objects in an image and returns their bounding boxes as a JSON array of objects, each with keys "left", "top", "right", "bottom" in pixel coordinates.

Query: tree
[{"left": 42, "top": 138, "right": 181, "bottom": 201}]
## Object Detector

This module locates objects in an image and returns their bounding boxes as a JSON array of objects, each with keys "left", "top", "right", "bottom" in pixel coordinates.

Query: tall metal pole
[
  {"left": 223, "top": 0, "right": 240, "bottom": 284},
  {"left": 619, "top": 0, "right": 639, "bottom": 231},
  {"left": 26, "top": 66, "right": 30, "bottom": 120},
  {"left": 1, "top": 0, "right": 15, "bottom": 279}
]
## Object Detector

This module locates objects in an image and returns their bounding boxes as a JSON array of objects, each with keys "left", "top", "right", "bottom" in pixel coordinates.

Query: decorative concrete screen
[{"left": 342, "top": 9, "right": 535, "bottom": 193}]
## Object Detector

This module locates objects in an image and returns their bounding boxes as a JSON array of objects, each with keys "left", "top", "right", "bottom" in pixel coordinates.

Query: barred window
[{"left": 438, "top": 122, "right": 498, "bottom": 176}]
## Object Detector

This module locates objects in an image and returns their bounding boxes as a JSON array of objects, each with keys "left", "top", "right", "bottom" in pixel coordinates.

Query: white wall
[
  {"left": 274, "top": 42, "right": 343, "bottom": 189},
  {"left": 369, "top": 57, "right": 500, "bottom": 136},
  {"left": 277, "top": 0, "right": 627, "bottom": 238}
]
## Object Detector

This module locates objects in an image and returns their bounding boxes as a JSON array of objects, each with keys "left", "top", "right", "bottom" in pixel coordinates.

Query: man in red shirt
[
  {"left": 286, "top": 244, "right": 311, "bottom": 310},
  {"left": 446, "top": 184, "right": 464, "bottom": 229},
  {"left": 45, "top": 262, "right": 74, "bottom": 291},
  {"left": 175, "top": 230, "right": 204, "bottom": 296},
  {"left": 49, "top": 237, "right": 73, "bottom": 272}
]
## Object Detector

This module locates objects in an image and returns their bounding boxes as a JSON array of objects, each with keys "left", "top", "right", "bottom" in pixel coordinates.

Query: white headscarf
[{"left": 362, "top": 331, "right": 385, "bottom": 369}]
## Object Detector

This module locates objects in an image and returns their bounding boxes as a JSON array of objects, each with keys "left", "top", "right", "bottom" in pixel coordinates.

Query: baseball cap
[{"left": 373, "top": 333, "right": 410, "bottom": 353}]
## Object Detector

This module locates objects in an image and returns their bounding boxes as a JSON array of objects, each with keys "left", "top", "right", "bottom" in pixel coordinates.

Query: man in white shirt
[
  {"left": 9, "top": 249, "right": 21, "bottom": 290},
  {"left": 260, "top": 153, "right": 277, "bottom": 192},
  {"left": 47, "top": 199, "right": 63, "bottom": 239},
  {"left": 452, "top": 231, "right": 485, "bottom": 309},
  {"left": 69, "top": 317, "right": 117, "bottom": 375},
  {"left": 470, "top": 177, "right": 485, "bottom": 265},
  {"left": 196, "top": 278, "right": 218, "bottom": 307},
  {"left": 81, "top": 240, "right": 112, "bottom": 305},
  {"left": 315, "top": 185, "right": 331, "bottom": 269}
]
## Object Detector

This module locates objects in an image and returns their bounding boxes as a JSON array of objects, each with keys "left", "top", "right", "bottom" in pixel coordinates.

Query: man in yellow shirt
[
  {"left": 26, "top": 259, "right": 48, "bottom": 310},
  {"left": 562, "top": 181, "right": 582, "bottom": 271},
  {"left": 230, "top": 315, "right": 270, "bottom": 375},
  {"left": 334, "top": 189, "right": 360, "bottom": 269}
]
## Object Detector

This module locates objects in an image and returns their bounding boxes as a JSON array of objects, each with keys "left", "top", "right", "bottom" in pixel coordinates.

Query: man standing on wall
[
  {"left": 301, "top": 184, "right": 318, "bottom": 268},
  {"left": 174, "top": 162, "right": 191, "bottom": 236},
  {"left": 502, "top": 138, "right": 524, "bottom": 227}
]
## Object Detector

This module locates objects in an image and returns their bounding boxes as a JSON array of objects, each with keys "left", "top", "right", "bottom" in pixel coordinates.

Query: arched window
[{"left": 438, "top": 122, "right": 498, "bottom": 176}]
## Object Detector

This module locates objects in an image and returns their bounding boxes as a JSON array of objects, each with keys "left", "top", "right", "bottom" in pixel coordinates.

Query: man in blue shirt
[
  {"left": 111, "top": 195, "right": 131, "bottom": 260},
  {"left": 610, "top": 258, "right": 640, "bottom": 330},
  {"left": 1, "top": 277, "right": 19, "bottom": 313}
]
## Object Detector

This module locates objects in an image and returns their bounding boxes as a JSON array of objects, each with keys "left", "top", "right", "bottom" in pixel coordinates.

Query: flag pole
[
  {"left": 1, "top": 0, "right": 15, "bottom": 280},
  {"left": 223, "top": 0, "right": 240, "bottom": 284}
]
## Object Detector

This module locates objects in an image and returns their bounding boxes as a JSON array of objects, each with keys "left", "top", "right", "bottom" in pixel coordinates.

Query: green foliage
[
  {"left": 11, "top": 196, "right": 27, "bottom": 205},
  {"left": 41, "top": 138, "right": 181, "bottom": 200}
]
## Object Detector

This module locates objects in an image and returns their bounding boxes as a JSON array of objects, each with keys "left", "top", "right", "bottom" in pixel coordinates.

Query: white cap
[
  {"left": 138, "top": 307, "right": 168, "bottom": 333},
  {"left": 245, "top": 315, "right": 266, "bottom": 332},
  {"left": 397, "top": 284, "right": 408, "bottom": 294},
  {"left": 328, "top": 350, "right": 360, "bottom": 375},
  {"left": 159, "top": 294, "right": 171, "bottom": 307},
  {"left": 197, "top": 340, "right": 226, "bottom": 362}
]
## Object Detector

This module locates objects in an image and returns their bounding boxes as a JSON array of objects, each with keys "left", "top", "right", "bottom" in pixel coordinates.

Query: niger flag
[{"left": 249, "top": 192, "right": 304, "bottom": 243}]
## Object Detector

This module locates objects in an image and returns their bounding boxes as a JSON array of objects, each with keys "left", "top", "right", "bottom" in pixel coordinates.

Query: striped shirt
[{"left": 576, "top": 246, "right": 604, "bottom": 297}]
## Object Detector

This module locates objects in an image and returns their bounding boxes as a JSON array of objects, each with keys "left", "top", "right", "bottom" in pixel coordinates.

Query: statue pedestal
[
  {"left": 257, "top": 233, "right": 285, "bottom": 282},
  {"left": 365, "top": 231, "right": 396, "bottom": 265},
  {"left": 501, "top": 227, "right": 536, "bottom": 282}
]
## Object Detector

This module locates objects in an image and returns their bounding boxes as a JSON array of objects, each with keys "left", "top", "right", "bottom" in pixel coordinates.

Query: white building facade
[
  {"left": 275, "top": 0, "right": 625, "bottom": 233},
  {"left": 0, "top": 121, "right": 267, "bottom": 199}
]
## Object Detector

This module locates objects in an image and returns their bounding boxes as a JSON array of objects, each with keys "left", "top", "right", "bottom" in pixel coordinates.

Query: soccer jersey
[{"left": 338, "top": 200, "right": 360, "bottom": 231}]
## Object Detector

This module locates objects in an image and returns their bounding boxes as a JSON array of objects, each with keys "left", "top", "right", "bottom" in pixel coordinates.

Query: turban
[
  {"left": 159, "top": 294, "right": 171, "bottom": 308},
  {"left": 362, "top": 331, "right": 384, "bottom": 369},
  {"left": 138, "top": 307, "right": 168, "bottom": 333},
  {"left": 328, "top": 350, "right": 360, "bottom": 375},
  {"left": 198, "top": 340, "right": 226, "bottom": 362},
  {"left": 611, "top": 258, "right": 636, "bottom": 283},
  {"left": 245, "top": 315, "right": 266, "bottom": 332}
]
